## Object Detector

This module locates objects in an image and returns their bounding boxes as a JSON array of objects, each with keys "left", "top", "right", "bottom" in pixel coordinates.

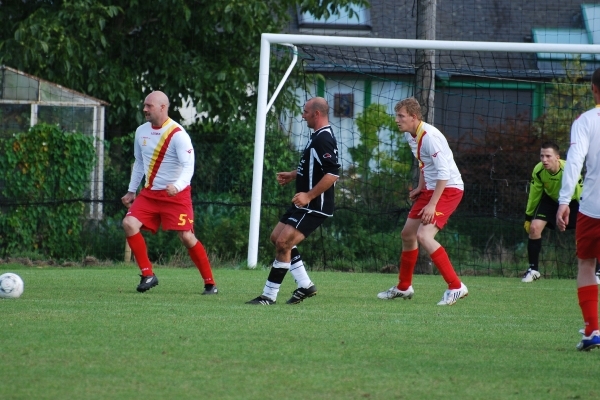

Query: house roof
[{"left": 284, "top": 0, "right": 600, "bottom": 79}]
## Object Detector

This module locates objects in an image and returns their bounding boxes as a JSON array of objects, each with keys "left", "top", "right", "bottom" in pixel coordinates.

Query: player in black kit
[{"left": 246, "top": 97, "right": 340, "bottom": 305}]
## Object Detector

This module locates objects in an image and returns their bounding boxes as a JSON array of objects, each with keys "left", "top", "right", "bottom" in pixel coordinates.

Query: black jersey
[{"left": 295, "top": 125, "right": 340, "bottom": 216}]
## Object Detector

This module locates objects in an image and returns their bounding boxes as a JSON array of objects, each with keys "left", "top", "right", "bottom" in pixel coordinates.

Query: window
[{"left": 333, "top": 93, "right": 354, "bottom": 118}]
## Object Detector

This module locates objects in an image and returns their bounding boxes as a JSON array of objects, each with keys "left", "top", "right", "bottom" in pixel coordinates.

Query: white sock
[
  {"left": 262, "top": 282, "right": 281, "bottom": 301},
  {"left": 290, "top": 251, "right": 312, "bottom": 288}
]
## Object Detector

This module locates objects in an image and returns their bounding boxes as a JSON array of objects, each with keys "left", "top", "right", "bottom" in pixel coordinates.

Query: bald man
[
  {"left": 246, "top": 97, "right": 340, "bottom": 305},
  {"left": 121, "top": 91, "right": 217, "bottom": 294}
]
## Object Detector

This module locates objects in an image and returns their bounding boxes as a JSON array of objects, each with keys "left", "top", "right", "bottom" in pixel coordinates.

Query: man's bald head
[
  {"left": 143, "top": 91, "right": 170, "bottom": 127},
  {"left": 307, "top": 97, "right": 329, "bottom": 115},
  {"left": 302, "top": 97, "right": 330, "bottom": 130}
]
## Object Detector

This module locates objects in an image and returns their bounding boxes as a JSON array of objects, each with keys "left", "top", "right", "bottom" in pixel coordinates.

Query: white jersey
[
  {"left": 559, "top": 105, "right": 600, "bottom": 218},
  {"left": 127, "top": 118, "right": 195, "bottom": 193},
  {"left": 404, "top": 121, "right": 464, "bottom": 190}
]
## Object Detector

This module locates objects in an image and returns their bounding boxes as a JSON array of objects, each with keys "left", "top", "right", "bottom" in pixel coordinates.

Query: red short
[
  {"left": 127, "top": 186, "right": 194, "bottom": 233},
  {"left": 408, "top": 187, "right": 463, "bottom": 230},
  {"left": 576, "top": 212, "right": 600, "bottom": 260}
]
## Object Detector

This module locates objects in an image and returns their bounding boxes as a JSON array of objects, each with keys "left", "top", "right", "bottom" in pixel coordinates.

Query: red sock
[
  {"left": 397, "top": 249, "right": 419, "bottom": 291},
  {"left": 578, "top": 285, "right": 599, "bottom": 336},
  {"left": 126, "top": 232, "right": 153, "bottom": 276},
  {"left": 188, "top": 241, "right": 215, "bottom": 285},
  {"left": 431, "top": 246, "right": 461, "bottom": 289}
]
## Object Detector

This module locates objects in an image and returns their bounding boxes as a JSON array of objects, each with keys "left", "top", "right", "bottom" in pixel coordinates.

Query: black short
[
  {"left": 280, "top": 206, "right": 328, "bottom": 238},
  {"left": 532, "top": 193, "right": 578, "bottom": 230}
]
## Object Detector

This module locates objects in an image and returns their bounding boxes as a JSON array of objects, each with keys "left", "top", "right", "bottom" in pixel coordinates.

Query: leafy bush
[{"left": 0, "top": 123, "right": 95, "bottom": 258}]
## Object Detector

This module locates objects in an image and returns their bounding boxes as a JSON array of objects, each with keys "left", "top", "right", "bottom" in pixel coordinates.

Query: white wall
[{"left": 281, "top": 78, "right": 412, "bottom": 170}]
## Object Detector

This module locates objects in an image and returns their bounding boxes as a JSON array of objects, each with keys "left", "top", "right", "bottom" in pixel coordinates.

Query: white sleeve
[
  {"left": 427, "top": 135, "right": 451, "bottom": 181},
  {"left": 127, "top": 131, "right": 145, "bottom": 193},
  {"left": 172, "top": 132, "right": 195, "bottom": 191},
  {"left": 558, "top": 118, "right": 589, "bottom": 204}
]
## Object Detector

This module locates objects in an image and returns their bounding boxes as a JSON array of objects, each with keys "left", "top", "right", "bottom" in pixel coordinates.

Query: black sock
[{"left": 527, "top": 238, "right": 542, "bottom": 271}]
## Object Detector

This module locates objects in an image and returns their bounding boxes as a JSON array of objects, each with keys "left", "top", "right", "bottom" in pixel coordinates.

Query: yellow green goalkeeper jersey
[{"left": 525, "top": 159, "right": 583, "bottom": 218}]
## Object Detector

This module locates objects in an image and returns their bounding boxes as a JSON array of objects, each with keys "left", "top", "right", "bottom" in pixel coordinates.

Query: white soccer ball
[{"left": 0, "top": 273, "right": 24, "bottom": 299}]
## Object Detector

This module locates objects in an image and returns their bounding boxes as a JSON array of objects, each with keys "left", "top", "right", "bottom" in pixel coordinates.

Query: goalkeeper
[{"left": 523, "top": 141, "right": 584, "bottom": 283}]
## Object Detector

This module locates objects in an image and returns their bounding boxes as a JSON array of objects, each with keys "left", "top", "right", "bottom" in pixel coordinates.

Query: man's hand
[
  {"left": 166, "top": 184, "right": 179, "bottom": 197},
  {"left": 556, "top": 204, "right": 570, "bottom": 232},
  {"left": 277, "top": 171, "right": 295, "bottom": 186},
  {"left": 418, "top": 203, "right": 436, "bottom": 225},
  {"left": 292, "top": 192, "right": 311, "bottom": 207},
  {"left": 409, "top": 187, "right": 422, "bottom": 202},
  {"left": 121, "top": 192, "right": 136, "bottom": 209},
  {"left": 524, "top": 221, "right": 531, "bottom": 234}
]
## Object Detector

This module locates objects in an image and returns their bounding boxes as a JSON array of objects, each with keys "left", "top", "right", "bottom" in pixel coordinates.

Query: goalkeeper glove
[{"left": 524, "top": 220, "right": 531, "bottom": 234}]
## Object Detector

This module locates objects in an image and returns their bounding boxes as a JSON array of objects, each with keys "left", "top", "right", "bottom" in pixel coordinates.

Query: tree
[
  {"left": 0, "top": 0, "right": 368, "bottom": 137},
  {"left": 344, "top": 103, "right": 412, "bottom": 209},
  {"left": 534, "top": 58, "right": 594, "bottom": 150}
]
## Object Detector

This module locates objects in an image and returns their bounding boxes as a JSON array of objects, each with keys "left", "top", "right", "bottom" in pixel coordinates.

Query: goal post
[{"left": 248, "top": 33, "right": 600, "bottom": 270}]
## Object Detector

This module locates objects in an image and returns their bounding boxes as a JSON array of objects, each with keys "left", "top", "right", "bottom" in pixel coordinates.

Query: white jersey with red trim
[
  {"left": 559, "top": 105, "right": 600, "bottom": 218},
  {"left": 404, "top": 121, "right": 464, "bottom": 190},
  {"left": 127, "top": 118, "right": 195, "bottom": 192}
]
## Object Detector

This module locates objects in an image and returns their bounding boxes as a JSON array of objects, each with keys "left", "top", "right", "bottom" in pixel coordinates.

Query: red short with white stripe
[
  {"left": 408, "top": 187, "right": 463, "bottom": 230},
  {"left": 576, "top": 212, "right": 600, "bottom": 260},
  {"left": 127, "top": 186, "right": 194, "bottom": 233}
]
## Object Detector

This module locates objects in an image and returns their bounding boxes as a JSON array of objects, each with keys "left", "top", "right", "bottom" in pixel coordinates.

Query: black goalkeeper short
[{"left": 532, "top": 193, "right": 578, "bottom": 230}]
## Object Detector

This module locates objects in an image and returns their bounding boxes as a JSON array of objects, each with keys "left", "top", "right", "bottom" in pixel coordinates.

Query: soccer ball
[{"left": 0, "top": 273, "right": 24, "bottom": 299}]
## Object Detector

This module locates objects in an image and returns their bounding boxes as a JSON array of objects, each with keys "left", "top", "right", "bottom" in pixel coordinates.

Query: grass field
[{"left": 1, "top": 264, "right": 599, "bottom": 399}]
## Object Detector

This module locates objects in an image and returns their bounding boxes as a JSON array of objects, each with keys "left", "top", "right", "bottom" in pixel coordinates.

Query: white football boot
[{"left": 437, "top": 282, "right": 468, "bottom": 306}]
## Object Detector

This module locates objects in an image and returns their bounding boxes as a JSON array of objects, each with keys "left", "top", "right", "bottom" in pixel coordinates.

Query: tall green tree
[{"left": 0, "top": 0, "right": 368, "bottom": 137}]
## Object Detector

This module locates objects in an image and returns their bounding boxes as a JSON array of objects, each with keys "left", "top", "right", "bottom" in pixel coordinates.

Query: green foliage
[
  {"left": 535, "top": 58, "right": 595, "bottom": 150},
  {"left": 193, "top": 194, "right": 251, "bottom": 260},
  {"left": 0, "top": 123, "right": 96, "bottom": 257},
  {"left": 454, "top": 113, "right": 541, "bottom": 218},
  {"left": 0, "top": 0, "right": 369, "bottom": 135},
  {"left": 349, "top": 103, "right": 397, "bottom": 175},
  {"left": 343, "top": 103, "right": 412, "bottom": 207},
  {"left": 101, "top": 134, "right": 135, "bottom": 218}
]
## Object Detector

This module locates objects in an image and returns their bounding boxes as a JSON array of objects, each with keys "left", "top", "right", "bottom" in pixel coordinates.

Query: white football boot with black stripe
[
  {"left": 377, "top": 285, "right": 414, "bottom": 300},
  {"left": 437, "top": 282, "right": 468, "bottom": 306}
]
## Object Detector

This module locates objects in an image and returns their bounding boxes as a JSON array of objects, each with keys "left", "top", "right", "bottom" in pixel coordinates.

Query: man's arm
[
  {"left": 525, "top": 165, "right": 543, "bottom": 220},
  {"left": 277, "top": 170, "right": 297, "bottom": 186},
  {"left": 557, "top": 118, "right": 589, "bottom": 230},
  {"left": 292, "top": 173, "right": 338, "bottom": 207},
  {"left": 127, "top": 132, "right": 145, "bottom": 193},
  {"left": 172, "top": 131, "right": 195, "bottom": 192},
  {"left": 409, "top": 170, "right": 425, "bottom": 202}
]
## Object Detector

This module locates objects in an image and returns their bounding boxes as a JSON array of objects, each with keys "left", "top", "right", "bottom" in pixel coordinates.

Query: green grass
[{"left": 1, "top": 264, "right": 599, "bottom": 399}]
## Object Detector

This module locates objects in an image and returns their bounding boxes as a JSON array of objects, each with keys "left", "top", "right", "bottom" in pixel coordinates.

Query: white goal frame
[{"left": 247, "top": 33, "right": 600, "bottom": 268}]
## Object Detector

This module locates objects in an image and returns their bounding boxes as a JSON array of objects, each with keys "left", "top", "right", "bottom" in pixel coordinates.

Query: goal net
[{"left": 250, "top": 33, "right": 600, "bottom": 278}]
